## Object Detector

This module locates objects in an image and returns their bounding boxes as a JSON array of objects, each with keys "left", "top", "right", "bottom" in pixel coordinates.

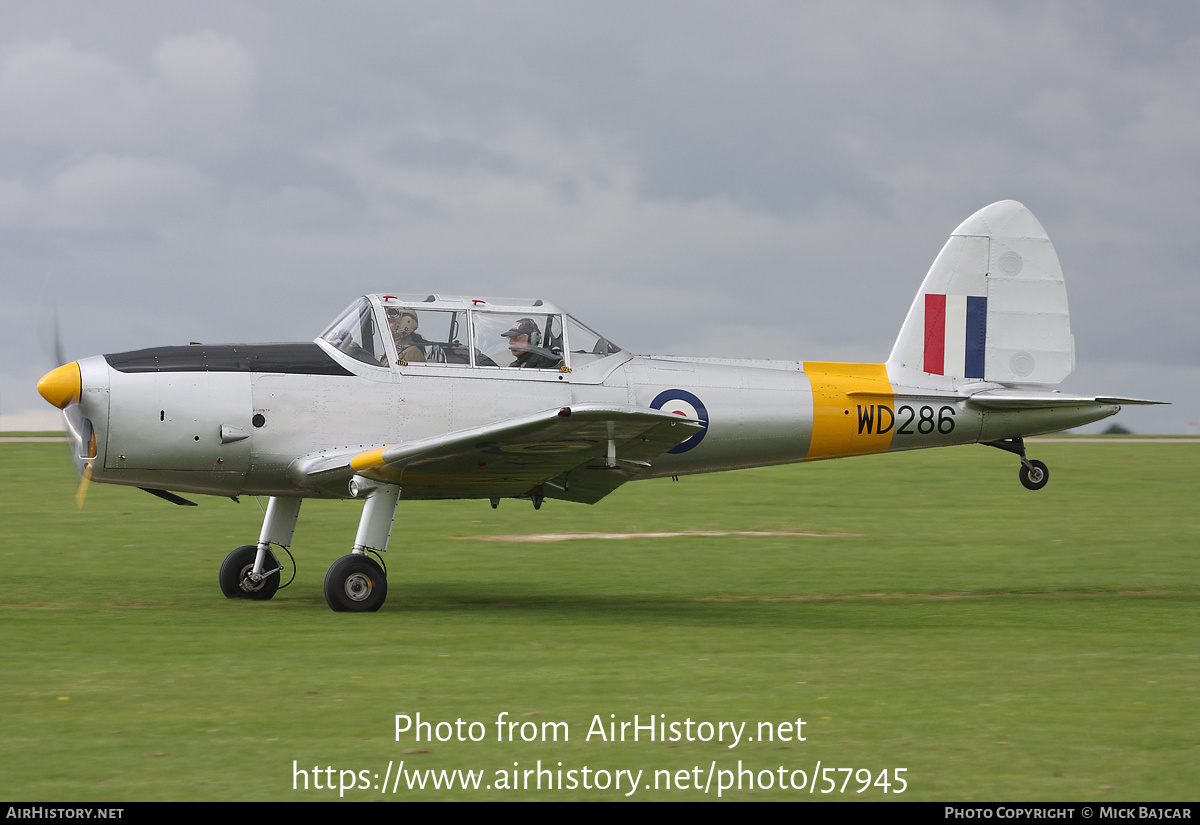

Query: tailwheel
[
  {"left": 324, "top": 554, "right": 387, "bottom": 612},
  {"left": 219, "top": 544, "right": 281, "bottom": 600},
  {"left": 1019, "top": 459, "right": 1050, "bottom": 491}
]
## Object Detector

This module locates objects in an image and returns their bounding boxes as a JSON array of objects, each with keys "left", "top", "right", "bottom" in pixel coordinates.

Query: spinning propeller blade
[
  {"left": 37, "top": 285, "right": 95, "bottom": 507},
  {"left": 75, "top": 463, "right": 92, "bottom": 510}
]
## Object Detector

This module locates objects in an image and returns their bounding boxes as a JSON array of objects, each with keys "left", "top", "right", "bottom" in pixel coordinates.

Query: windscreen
[{"left": 320, "top": 298, "right": 388, "bottom": 366}]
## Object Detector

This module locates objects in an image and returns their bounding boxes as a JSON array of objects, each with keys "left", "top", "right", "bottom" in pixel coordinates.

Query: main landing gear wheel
[
  {"left": 219, "top": 545, "right": 281, "bottom": 600},
  {"left": 1019, "top": 460, "right": 1050, "bottom": 491},
  {"left": 323, "top": 554, "right": 387, "bottom": 612}
]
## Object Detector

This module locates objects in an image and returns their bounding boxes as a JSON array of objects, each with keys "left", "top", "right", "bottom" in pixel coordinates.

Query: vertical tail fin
[{"left": 887, "top": 201, "right": 1075, "bottom": 389}]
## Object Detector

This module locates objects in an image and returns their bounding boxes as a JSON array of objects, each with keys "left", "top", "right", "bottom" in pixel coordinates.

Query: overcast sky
[{"left": 2, "top": 1, "right": 1196, "bottom": 433}]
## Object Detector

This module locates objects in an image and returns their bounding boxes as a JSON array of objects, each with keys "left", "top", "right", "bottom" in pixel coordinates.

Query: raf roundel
[{"left": 650, "top": 389, "right": 709, "bottom": 454}]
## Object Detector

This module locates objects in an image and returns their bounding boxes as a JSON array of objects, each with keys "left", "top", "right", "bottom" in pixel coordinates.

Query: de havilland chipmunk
[{"left": 37, "top": 201, "right": 1162, "bottom": 612}]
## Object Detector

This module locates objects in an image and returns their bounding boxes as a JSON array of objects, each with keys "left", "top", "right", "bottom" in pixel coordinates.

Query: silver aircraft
[{"left": 37, "top": 201, "right": 1161, "bottom": 611}]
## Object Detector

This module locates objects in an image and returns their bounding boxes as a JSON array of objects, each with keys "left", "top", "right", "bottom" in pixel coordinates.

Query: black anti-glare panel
[{"left": 105, "top": 343, "right": 354, "bottom": 375}]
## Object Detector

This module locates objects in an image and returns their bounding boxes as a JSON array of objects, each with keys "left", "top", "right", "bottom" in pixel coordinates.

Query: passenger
[
  {"left": 388, "top": 309, "right": 427, "bottom": 363},
  {"left": 500, "top": 318, "right": 561, "bottom": 369}
]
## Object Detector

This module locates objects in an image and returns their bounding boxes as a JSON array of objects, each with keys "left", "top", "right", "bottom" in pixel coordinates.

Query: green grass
[{"left": 1, "top": 442, "right": 1196, "bottom": 800}]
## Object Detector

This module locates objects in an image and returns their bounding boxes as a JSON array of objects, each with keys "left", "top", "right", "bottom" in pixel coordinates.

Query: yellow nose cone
[{"left": 37, "top": 362, "right": 81, "bottom": 409}]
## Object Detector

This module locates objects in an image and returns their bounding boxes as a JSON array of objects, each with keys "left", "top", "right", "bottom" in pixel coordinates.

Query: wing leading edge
[{"left": 296, "top": 404, "right": 703, "bottom": 504}]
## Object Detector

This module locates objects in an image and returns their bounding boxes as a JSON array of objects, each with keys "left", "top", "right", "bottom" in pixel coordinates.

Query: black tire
[
  {"left": 219, "top": 545, "right": 281, "bottom": 600},
  {"left": 323, "top": 554, "right": 387, "bottom": 612},
  {"left": 1019, "top": 460, "right": 1049, "bottom": 491}
]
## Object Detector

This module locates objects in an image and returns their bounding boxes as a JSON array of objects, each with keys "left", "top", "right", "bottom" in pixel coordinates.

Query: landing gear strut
[
  {"left": 220, "top": 496, "right": 300, "bottom": 602},
  {"left": 224, "top": 485, "right": 402, "bottom": 613},
  {"left": 985, "top": 438, "right": 1050, "bottom": 491},
  {"left": 320, "top": 476, "right": 401, "bottom": 612}
]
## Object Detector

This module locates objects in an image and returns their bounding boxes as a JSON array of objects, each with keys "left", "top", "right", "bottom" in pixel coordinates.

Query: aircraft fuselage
[{"left": 72, "top": 342, "right": 1114, "bottom": 501}]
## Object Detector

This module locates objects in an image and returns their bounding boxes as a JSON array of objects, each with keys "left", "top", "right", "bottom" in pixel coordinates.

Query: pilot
[
  {"left": 388, "top": 309, "right": 427, "bottom": 363},
  {"left": 501, "top": 318, "right": 561, "bottom": 369}
]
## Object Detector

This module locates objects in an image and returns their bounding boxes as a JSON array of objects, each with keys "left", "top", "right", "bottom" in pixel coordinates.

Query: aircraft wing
[
  {"left": 965, "top": 390, "right": 1168, "bottom": 410},
  {"left": 295, "top": 404, "right": 704, "bottom": 504}
]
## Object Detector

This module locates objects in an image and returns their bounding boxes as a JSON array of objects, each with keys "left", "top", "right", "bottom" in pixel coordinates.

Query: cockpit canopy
[{"left": 319, "top": 295, "right": 622, "bottom": 370}]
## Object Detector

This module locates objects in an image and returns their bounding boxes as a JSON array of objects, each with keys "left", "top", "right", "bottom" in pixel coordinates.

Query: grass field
[{"left": 1, "top": 440, "right": 1196, "bottom": 801}]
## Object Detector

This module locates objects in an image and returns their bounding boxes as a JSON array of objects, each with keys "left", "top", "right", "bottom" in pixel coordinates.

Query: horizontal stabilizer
[
  {"left": 1092, "top": 396, "right": 1169, "bottom": 406},
  {"left": 967, "top": 390, "right": 1168, "bottom": 410}
]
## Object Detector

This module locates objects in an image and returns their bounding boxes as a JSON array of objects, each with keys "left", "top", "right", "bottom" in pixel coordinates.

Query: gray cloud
[{"left": 1, "top": 1, "right": 1196, "bottom": 434}]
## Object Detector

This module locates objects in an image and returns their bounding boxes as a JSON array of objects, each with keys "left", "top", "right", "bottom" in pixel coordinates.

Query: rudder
[{"left": 888, "top": 201, "right": 1074, "bottom": 389}]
